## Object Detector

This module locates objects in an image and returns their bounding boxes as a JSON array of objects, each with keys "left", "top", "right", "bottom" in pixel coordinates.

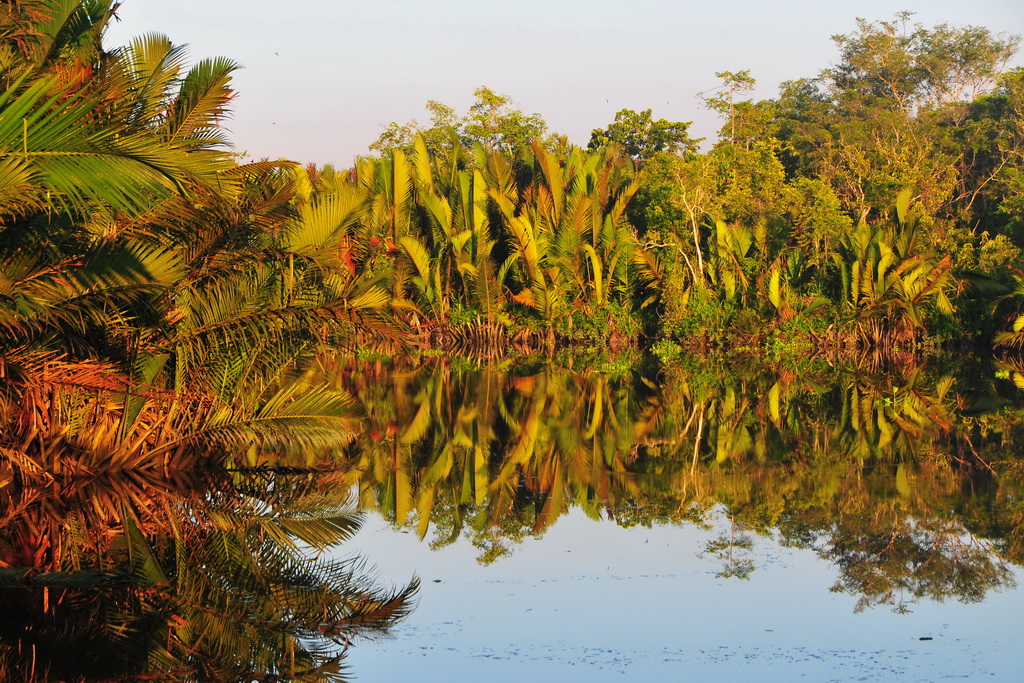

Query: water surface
[
  {"left": 4, "top": 357, "right": 1024, "bottom": 681},
  {"left": 335, "top": 358, "right": 1024, "bottom": 681},
  {"left": 347, "top": 508, "right": 1022, "bottom": 681}
]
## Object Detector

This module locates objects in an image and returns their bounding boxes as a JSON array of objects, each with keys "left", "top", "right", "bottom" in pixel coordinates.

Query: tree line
[{"left": 2, "top": 2, "right": 1024, "bottom": 468}]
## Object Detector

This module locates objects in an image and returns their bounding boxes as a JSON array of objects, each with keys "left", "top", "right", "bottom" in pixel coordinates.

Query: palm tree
[
  {"left": 831, "top": 209, "right": 955, "bottom": 348},
  {"left": 486, "top": 144, "right": 641, "bottom": 329},
  {"left": 1, "top": 3, "right": 401, "bottom": 474}
]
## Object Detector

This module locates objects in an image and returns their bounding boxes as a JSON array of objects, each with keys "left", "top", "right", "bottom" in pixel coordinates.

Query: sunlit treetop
[
  {"left": 826, "top": 11, "right": 1021, "bottom": 113},
  {"left": 588, "top": 107, "right": 701, "bottom": 161},
  {"left": 370, "top": 86, "right": 555, "bottom": 156}
]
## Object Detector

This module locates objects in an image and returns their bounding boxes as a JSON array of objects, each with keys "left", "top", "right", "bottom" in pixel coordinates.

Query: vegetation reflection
[
  {"left": 0, "top": 467, "right": 418, "bottom": 682},
  {"left": 336, "top": 357, "right": 1021, "bottom": 611}
]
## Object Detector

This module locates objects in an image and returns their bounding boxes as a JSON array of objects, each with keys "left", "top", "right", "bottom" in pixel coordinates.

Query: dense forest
[{"left": 2, "top": 1, "right": 1024, "bottom": 456}]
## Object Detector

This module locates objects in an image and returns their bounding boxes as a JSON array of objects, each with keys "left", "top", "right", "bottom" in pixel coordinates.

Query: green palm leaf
[{"left": 0, "top": 76, "right": 219, "bottom": 215}]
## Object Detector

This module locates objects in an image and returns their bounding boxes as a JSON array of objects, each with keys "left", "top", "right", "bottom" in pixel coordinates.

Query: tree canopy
[
  {"left": 588, "top": 107, "right": 699, "bottom": 160},
  {"left": 370, "top": 86, "right": 553, "bottom": 155}
]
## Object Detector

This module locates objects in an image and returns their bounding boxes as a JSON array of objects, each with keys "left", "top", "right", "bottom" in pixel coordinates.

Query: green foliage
[
  {"left": 788, "top": 177, "right": 854, "bottom": 265},
  {"left": 700, "top": 69, "right": 758, "bottom": 145},
  {"left": 463, "top": 86, "right": 550, "bottom": 153},
  {"left": 554, "top": 299, "right": 640, "bottom": 347},
  {"left": 651, "top": 338, "right": 683, "bottom": 363},
  {"left": 662, "top": 284, "right": 734, "bottom": 344},
  {"left": 6, "top": 3, "right": 1024, "bottom": 487},
  {"left": 827, "top": 13, "right": 1019, "bottom": 112},
  {"left": 370, "top": 86, "right": 553, "bottom": 156},
  {"left": 0, "top": 4, "right": 396, "bottom": 472},
  {"left": 588, "top": 108, "right": 700, "bottom": 161}
]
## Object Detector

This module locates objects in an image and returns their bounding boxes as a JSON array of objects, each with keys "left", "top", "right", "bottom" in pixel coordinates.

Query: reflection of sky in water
[{"left": 344, "top": 508, "right": 1024, "bottom": 681}]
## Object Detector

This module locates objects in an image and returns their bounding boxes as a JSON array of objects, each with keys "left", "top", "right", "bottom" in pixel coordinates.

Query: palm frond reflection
[{"left": 337, "top": 358, "right": 1021, "bottom": 609}]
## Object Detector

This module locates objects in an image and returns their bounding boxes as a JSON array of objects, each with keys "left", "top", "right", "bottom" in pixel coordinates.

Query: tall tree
[{"left": 588, "top": 108, "right": 699, "bottom": 161}]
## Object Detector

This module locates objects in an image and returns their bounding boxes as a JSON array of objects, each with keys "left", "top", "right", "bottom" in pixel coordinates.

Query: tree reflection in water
[
  {"left": 4, "top": 355, "right": 1024, "bottom": 681},
  {"left": 0, "top": 468, "right": 417, "bottom": 682},
  {"left": 332, "top": 356, "right": 1021, "bottom": 612}
]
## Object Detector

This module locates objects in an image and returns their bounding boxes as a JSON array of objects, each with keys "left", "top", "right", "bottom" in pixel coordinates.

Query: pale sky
[{"left": 106, "top": 1, "right": 1024, "bottom": 166}]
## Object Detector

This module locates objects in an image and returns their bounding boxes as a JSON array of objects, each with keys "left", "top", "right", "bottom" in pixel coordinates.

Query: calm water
[
  {"left": 3, "top": 357, "right": 1024, "bottom": 681},
  {"left": 335, "top": 359, "right": 1024, "bottom": 681},
  {"left": 346, "top": 509, "right": 1023, "bottom": 681}
]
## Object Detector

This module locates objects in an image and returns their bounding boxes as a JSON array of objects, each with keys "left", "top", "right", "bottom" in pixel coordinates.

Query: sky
[{"left": 105, "top": 1, "right": 1024, "bottom": 166}]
